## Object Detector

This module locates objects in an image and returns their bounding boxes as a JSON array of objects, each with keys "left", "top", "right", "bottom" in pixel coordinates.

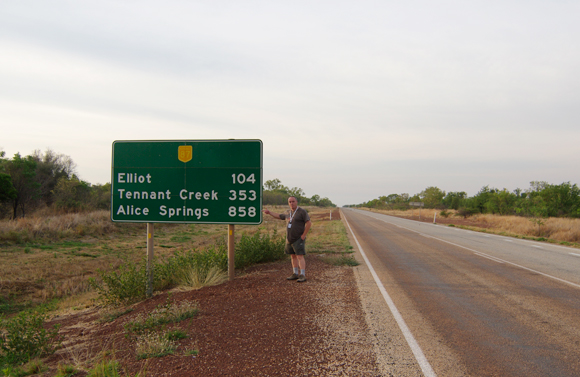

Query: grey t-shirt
[{"left": 279, "top": 207, "right": 311, "bottom": 243}]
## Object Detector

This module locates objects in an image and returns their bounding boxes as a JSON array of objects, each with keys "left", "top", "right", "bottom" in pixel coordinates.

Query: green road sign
[{"left": 111, "top": 140, "right": 262, "bottom": 224}]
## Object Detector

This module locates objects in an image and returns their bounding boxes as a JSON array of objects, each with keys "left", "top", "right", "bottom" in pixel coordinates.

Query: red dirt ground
[{"left": 44, "top": 211, "right": 381, "bottom": 376}]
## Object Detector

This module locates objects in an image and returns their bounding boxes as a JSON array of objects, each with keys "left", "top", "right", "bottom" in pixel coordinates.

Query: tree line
[
  {"left": 0, "top": 150, "right": 336, "bottom": 219},
  {"left": 0, "top": 149, "right": 110, "bottom": 219},
  {"left": 262, "top": 178, "right": 336, "bottom": 207},
  {"left": 349, "top": 182, "right": 580, "bottom": 218}
]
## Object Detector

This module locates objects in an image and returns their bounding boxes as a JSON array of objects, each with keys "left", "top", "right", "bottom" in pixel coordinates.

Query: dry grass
[
  {"left": 0, "top": 206, "right": 343, "bottom": 313},
  {"left": 467, "top": 214, "right": 580, "bottom": 242},
  {"left": 363, "top": 208, "right": 580, "bottom": 245},
  {"left": 174, "top": 266, "right": 229, "bottom": 290},
  {"left": 0, "top": 210, "right": 120, "bottom": 243}
]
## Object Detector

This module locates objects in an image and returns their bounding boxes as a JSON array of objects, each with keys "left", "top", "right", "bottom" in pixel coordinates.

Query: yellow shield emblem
[{"left": 178, "top": 145, "right": 192, "bottom": 163}]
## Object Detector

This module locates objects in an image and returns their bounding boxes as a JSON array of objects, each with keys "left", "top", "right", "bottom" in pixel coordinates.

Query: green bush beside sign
[{"left": 111, "top": 140, "right": 262, "bottom": 224}]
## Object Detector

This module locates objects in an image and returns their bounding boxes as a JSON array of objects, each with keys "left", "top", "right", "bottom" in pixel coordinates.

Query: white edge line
[
  {"left": 570, "top": 253, "right": 580, "bottom": 258},
  {"left": 374, "top": 216, "right": 580, "bottom": 290},
  {"left": 474, "top": 252, "right": 505, "bottom": 264},
  {"left": 342, "top": 210, "right": 437, "bottom": 377}
]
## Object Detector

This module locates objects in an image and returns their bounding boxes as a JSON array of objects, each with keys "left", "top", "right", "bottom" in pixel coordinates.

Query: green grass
[{"left": 321, "top": 254, "right": 360, "bottom": 267}]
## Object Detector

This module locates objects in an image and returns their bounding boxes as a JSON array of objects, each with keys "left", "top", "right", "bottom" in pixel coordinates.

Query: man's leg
[
  {"left": 291, "top": 254, "right": 299, "bottom": 269},
  {"left": 291, "top": 239, "right": 307, "bottom": 282},
  {"left": 296, "top": 255, "right": 306, "bottom": 271},
  {"left": 287, "top": 251, "right": 300, "bottom": 280}
]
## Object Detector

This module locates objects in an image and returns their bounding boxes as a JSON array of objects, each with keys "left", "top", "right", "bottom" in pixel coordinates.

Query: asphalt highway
[{"left": 342, "top": 208, "right": 580, "bottom": 377}]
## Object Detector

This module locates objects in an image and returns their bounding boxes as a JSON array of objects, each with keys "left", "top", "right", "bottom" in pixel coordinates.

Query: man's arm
[
  {"left": 263, "top": 208, "right": 283, "bottom": 220},
  {"left": 301, "top": 220, "right": 312, "bottom": 240}
]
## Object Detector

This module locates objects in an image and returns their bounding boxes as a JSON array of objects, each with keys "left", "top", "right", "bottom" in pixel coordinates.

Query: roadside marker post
[{"left": 111, "top": 140, "right": 263, "bottom": 296}]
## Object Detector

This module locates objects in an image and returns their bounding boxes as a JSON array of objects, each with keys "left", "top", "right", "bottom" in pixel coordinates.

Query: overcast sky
[{"left": 1, "top": 1, "right": 579, "bottom": 206}]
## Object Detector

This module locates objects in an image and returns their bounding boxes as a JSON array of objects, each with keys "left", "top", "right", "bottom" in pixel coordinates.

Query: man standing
[{"left": 263, "top": 196, "right": 312, "bottom": 282}]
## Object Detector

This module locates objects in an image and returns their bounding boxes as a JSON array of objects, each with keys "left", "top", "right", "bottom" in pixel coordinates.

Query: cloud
[{"left": 1, "top": 1, "right": 579, "bottom": 205}]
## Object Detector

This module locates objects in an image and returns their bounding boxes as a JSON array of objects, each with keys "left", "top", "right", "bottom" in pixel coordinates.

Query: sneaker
[
  {"left": 287, "top": 273, "right": 299, "bottom": 280},
  {"left": 297, "top": 274, "right": 306, "bottom": 283}
]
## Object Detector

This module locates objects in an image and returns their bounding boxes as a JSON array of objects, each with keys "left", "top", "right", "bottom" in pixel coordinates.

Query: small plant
[
  {"left": 55, "top": 363, "right": 77, "bottom": 377},
  {"left": 86, "top": 359, "right": 120, "bottom": 377},
  {"left": 1, "top": 365, "right": 26, "bottom": 377},
  {"left": 184, "top": 348, "right": 199, "bottom": 356},
  {"left": 439, "top": 210, "right": 450, "bottom": 218},
  {"left": 22, "top": 359, "right": 45, "bottom": 375},
  {"left": 98, "top": 308, "right": 134, "bottom": 323},
  {"left": 135, "top": 332, "right": 176, "bottom": 360},
  {"left": 0, "top": 309, "right": 60, "bottom": 366},
  {"left": 529, "top": 217, "right": 546, "bottom": 236},
  {"left": 165, "top": 329, "right": 188, "bottom": 341},
  {"left": 124, "top": 297, "right": 199, "bottom": 335}
]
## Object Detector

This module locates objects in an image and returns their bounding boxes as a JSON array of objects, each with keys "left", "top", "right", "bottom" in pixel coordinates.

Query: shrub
[
  {"left": 90, "top": 231, "right": 283, "bottom": 307},
  {"left": 0, "top": 310, "right": 60, "bottom": 366},
  {"left": 234, "top": 231, "right": 285, "bottom": 269},
  {"left": 456, "top": 207, "right": 476, "bottom": 219},
  {"left": 89, "top": 263, "right": 148, "bottom": 307},
  {"left": 161, "top": 245, "right": 228, "bottom": 284}
]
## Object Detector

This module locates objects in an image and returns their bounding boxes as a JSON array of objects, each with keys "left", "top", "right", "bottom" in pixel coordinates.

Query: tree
[
  {"left": 0, "top": 173, "right": 17, "bottom": 203},
  {"left": 3, "top": 153, "right": 41, "bottom": 218},
  {"left": 317, "top": 197, "right": 336, "bottom": 207},
  {"left": 486, "top": 189, "right": 517, "bottom": 215},
  {"left": 442, "top": 191, "right": 467, "bottom": 210},
  {"left": 264, "top": 179, "right": 287, "bottom": 192},
  {"left": 52, "top": 176, "right": 91, "bottom": 211},
  {"left": 32, "top": 149, "right": 77, "bottom": 206},
  {"left": 472, "top": 186, "right": 497, "bottom": 214},
  {"left": 419, "top": 186, "right": 445, "bottom": 208},
  {"left": 533, "top": 182, "right": 580, "bottom": 218},
  {"left": 287, "top": 187, "right": 305, "bottom": 200},
  {"left": 310, "top": 194, "right": 321, "bottom": 206},
  {"left": 89, "top": 183, "right": 112, "bottom": 210}
]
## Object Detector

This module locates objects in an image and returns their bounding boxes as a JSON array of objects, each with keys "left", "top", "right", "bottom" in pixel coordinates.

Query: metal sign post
[
  {"left": 111, "top": 140, "right": 263, "bottom": 294},
  {"left": 146, "top": 223, "right": 154, "bottom": 297},
  {"left": 228, "top": 224, "right": 235, "bottom": 280}
]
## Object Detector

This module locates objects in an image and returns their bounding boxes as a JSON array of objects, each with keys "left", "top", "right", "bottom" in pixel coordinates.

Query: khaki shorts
[{"left": 285, "top": 238, "right": 306, "bottom": 255}]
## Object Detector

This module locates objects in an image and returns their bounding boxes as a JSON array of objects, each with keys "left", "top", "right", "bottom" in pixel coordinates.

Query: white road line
[
  {"left": 570, "top": 253, "right": 580, "bottom": 258},
  {"left": 531, "top": 245, "right": 543, "bottom": 249},
  {"left": 372, "top": 216, "right": 580, "bottom": 290},
  {"left": 342, "top": 212, "right": 437, "bottom": 377},
  {"left": 474, "top": 252, "right": 505, "bottom": 264}
]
